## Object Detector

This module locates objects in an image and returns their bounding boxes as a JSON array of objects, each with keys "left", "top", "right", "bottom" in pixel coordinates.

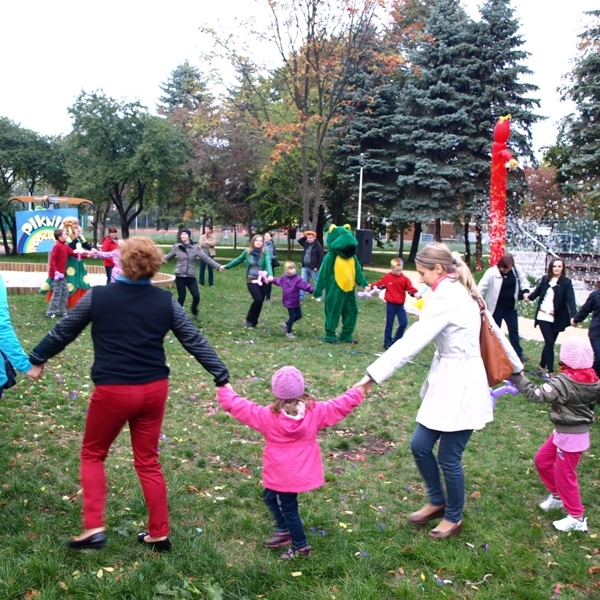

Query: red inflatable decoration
[{"left": 489, "top": 115, "right": 518, "bottom": 266}]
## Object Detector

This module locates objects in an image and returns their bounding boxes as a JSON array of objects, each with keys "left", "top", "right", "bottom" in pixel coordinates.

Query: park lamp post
[{"left": 357, "top": 153, "right": 365, "bottom": 230}]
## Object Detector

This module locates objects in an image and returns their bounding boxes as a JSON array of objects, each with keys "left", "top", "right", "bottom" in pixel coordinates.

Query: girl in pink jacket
[{"left": 217, "top": 366, "right": 369, "bottom": 559}]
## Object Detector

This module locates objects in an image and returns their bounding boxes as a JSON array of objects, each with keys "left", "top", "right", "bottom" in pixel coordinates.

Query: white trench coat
[{"left": 366, "top": 278, "right": 523, "bottom": 432}]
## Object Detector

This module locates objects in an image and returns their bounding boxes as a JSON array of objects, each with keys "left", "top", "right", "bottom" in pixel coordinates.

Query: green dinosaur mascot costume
[{"left": 313, "top": 224, "right": 369, "bottom": 343}]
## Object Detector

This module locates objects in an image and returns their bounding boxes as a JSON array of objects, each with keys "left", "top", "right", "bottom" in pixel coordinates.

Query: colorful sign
[{"left": 15, "top": 209, "right": 79, "bottom": 254}]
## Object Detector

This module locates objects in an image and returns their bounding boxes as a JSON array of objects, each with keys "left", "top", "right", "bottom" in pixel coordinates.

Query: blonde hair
[
  {"left": 284, "top": 261, "right": 296, "bottom": 272},
  {"left": 270, "top": 392, "right": 315, "bottom": 414},
  {"left": 390, "top": 257, "right": 403, "bottom": 268},
  {"left": 120, "top": 237, "right": 164, "bottom": 280},
  {"left": 415, "top": 242, "right": 479, "bottom": 300},
  {"left": 248, "top": 234, "right": 265, "bottom": 255}
]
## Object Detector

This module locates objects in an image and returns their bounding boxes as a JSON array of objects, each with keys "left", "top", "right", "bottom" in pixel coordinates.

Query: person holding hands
[
  {"left": 163, "top": 228, "right": 224, "bottom": 320},
  {"left": 526, "top": 258, "right": 577, "bottom": 376},
  {"left": 270, "top": 261, "right": 314, "bottom": 338},
  {"left": 510, "top": 338, "right": 598, "bottom": 532},
  {"left": 355, "top": 243, "right": 522, "bottom": 539},
  {"left": 478, "top": 254, "right": 530, "bottom": 362},
  {"left": 217, "top": 366, "right": 370, "bottom": 559},
  {"left": 224, "top": 234, "right": 273, "bottom": 328},
  {"left": 366, "top": 257, "right": 419, "bottom": 350}
]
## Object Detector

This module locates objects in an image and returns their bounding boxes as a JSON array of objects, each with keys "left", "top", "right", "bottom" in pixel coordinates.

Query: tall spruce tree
[
  {"left": 393, "top": 0, "right": 491, "bottom": 260},
  {"left": 327, "top": 25, "right": 405, "bottom": 230},
  {"left": 477, "top": 0, "right": 540, "bottom": 159},
  {"left": 549, "top": 10, "right": 600, "bottom": 215}
]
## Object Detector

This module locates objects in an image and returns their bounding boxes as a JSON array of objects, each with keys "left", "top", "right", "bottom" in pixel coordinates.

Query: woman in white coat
[
  {"left": 477, "top": 254, "right": 530, "bottom": 362},
  {"left": 355, "top": 243, "right": 522, "bottom": 539}
]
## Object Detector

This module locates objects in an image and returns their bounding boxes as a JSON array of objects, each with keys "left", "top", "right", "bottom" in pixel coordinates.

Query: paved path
[{"left": 363, "top": 267, "right": 589, "bottom": 345}]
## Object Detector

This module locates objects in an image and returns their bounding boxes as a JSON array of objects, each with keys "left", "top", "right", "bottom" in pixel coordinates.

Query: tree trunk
[
  {"left": 463, "top": 220, "right": 471, "bottom": 267},
  {"left": 398, "top": 223, "right": 405, "bottom": 258},
  {"left": 407, "top": 222, "right": 422, "bottom": 263},
  {"left": 434, "top": 219, "right": 442, "bottom": 242},
  {"left": 0, "top": 215, "right": 11, "bottom": 255},
  {"left": 301, "top": 144, "right": 310, "bottom": 230},
  {"left": 475, "top": 213, "right": 483, "bottom": 271}
]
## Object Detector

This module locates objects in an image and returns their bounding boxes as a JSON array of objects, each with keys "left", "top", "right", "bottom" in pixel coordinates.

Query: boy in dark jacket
[
  {"left": 297, "top": 231, "right": 324, "bottom": 301},
  {"left": 510, "top": 337, "right": 598, "bottom": 533}
]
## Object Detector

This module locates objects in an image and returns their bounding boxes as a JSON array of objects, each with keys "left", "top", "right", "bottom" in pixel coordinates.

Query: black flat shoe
[
  {"left": 67, "top": 531, "right": 106, "bottom": 550},
  {"left": 138, "top": 531, "right": 172, "bottom": 552}
]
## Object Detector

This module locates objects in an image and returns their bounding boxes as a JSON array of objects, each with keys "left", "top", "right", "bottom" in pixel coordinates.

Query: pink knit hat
[
  {"left": 271, "top": 366, "right": 305, "bottom": 400},
  {"left": 560, "top": 338, "right": 594, "bottom": 370}
]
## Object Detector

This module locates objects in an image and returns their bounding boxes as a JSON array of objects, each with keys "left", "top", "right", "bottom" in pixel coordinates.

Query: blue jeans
[
  {"left": 263, "top": 488, "right": 308, "bottom": 549},
  {"left": 492, "top": 306, "right": 524, "bottom": 359},
  {"left": 410, "top": 424, "right": 473, "bottom": 523},
  {"left": 286, "top": 307, "right": 302, "bottom": 333},
  {"left": 384, "top": 302, "right": 408, "bottom": 348},
  {"left": 199, "top": 260, "right": 214, "bottom": 286},
  {"left": 300, "top": 267, "right": 319, "bottom": 300}
]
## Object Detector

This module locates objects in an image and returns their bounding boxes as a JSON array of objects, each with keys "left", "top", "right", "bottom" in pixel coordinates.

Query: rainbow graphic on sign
[{"left": 15, "top": 209, "right": 79, "bottom": 254}]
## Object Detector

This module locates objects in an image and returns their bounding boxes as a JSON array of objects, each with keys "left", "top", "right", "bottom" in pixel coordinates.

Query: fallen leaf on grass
[
  {"left": 590, "top": 567, "right": 600, "bottom": 575},
  {"left": 291, "top": 572, "right": 302, "bottom": 577},
  {"left": 469, "top": 491, "right": 480, "bottom": 499}
]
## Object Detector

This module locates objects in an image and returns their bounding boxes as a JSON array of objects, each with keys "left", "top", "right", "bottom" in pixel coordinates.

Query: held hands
[
  {"left": 25, "top": 364, "right": 44, "bottom": 380},
  {"left": 219, "top": 266, "right": 226, "bottom": 272},
  {"left": 523, "top": 293, "right": 530, "bottom": 302},
  {"left": 352, "top": 375, "right": 373, "bottom": 397},
  {"left": 571, "top": 318, "right": 580, "bottom": 327}
]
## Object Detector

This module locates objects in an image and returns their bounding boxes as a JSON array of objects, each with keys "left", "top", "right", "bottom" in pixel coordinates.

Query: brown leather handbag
[{"left": 477, "top": 299, "right": 514, "bottom": 387}]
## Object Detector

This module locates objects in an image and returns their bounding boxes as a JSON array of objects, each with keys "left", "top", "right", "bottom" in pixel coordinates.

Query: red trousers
[
  {"left": 535, "top": 433, "right": 584, "bottom": 517},
  {"left": 80, "top": 379, "right": 170, "bottom": 536}
]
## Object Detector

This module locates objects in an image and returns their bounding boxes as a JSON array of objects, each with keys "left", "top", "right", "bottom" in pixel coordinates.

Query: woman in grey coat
[
  {"left": 477, "top": 254, "right": 530, "bottom": 362},
  {"left": 163, "top": 229, "right": 224, "bottom": 319}
]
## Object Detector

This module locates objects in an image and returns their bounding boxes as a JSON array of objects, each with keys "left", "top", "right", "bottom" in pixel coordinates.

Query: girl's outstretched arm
[
  {"left": 315, "top": 387, "right": 365, "bottom": 428},
  {"left": 216, "top": 385, "right": 271, "bottom": 433}
]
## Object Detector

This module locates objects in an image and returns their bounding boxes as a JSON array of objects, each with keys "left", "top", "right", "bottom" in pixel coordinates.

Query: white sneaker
[
  {"left": 553, "top": 514, "right": 588, "bottom": 533},
  {"left": 280, "top": 322, "right": 288, "bottom": 335},
  {"left": 539, "top": 494, "right": 564, "bottom": 511},
  {"left": 316, "top": 297, "right": 322, "bottom": 302},
  {"left": 286, "top": 333, "right": 295, "bottom": 339}
]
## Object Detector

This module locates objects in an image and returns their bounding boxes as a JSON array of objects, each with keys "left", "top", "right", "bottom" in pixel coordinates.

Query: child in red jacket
[
  {"left": 46, "top": 228, "right": 77, "bottom": 319},
  {"left": 367, "top": 258, "right": 419, "bottom": 350}
]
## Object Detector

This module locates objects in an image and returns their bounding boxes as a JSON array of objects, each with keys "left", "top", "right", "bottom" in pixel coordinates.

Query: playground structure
[{"left": 8, "top": 195, "right": 93, "bottom": 208}]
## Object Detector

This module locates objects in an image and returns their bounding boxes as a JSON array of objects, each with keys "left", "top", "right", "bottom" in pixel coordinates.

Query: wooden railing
[{"left": 0, "top": 262, "right": 175, "bottom": 295}]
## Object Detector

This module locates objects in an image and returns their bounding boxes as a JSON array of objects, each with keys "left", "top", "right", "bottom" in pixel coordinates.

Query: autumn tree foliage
[
  {"left": 205, "top": 0, "right": 393, "bottom": 234},
  {"left": 520, "top": 165, "right": 565, "bottom": 221}
]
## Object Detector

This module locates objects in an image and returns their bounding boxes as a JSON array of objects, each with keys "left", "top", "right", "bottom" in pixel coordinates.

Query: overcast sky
[{"left": 1, "top": 0, "right": 596, "bottom": 157}]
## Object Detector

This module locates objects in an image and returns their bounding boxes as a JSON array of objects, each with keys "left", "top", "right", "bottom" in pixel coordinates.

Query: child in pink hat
[
  {"left": 510, "top": 337, "right": 599, "bottom": 532},
  {"left": 217, "top": 366, "right": 370, "bottom": 558}
]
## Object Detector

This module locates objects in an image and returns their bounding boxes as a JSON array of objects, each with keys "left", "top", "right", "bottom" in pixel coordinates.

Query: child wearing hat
[
  {"left": 510, "top": 337, "right": 599, "bottom": 532},
  {"left": 216, "top": 366, "right": 370, "bottom": 558}
]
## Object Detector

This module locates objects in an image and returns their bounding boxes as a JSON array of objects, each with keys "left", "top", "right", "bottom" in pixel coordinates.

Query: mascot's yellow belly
[{"left": 334, "top": 256, "right": 355, "bottom": 292}]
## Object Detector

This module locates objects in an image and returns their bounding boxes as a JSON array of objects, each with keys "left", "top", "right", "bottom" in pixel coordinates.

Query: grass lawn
[{"left": 0, "top": 260, "right": 598, "bottom": 600}]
